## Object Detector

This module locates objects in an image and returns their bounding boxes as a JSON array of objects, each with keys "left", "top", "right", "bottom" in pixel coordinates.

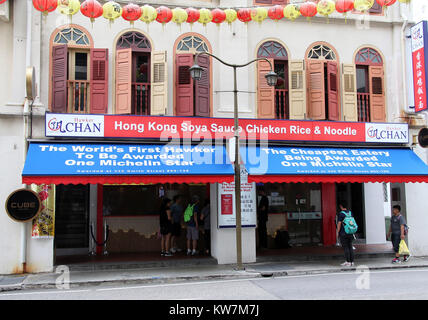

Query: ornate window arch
[
  {"left": 176, "top": 35, "right": 209, "bottom": 54},
  {"left": 355, "top": 47, "right": 383, "bottom": 66},
  {"left": 116, "top": 31, "right": 151, "bottom": 52},
  {"left": 257, "top": 41, "right": 288, "bottom": 60},
  {"left": 307, "top": 44, "right": 336, "bottom": 60},
  {"left": 52, "top": 26, "right": 91, "bottom": 46}
]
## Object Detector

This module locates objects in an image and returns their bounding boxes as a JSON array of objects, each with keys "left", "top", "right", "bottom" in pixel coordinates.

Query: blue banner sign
[
  {"left": 23, "top": 143, "right": 234, "bottom": 176},
  {"left": 243, "top": 146, "right": 428, "bottom": 176}
]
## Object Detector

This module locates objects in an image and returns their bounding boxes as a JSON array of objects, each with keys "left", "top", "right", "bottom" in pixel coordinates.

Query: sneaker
[
  {"left": 187, "top": 249, "right": 192, "bottom": 256},
  {"left": 341, "top": 262, "right": 351, "bottom": 267},
  {"left": 161, "top": 251, "right": 165, "bottom": 256},
  {"left": 191, "top": 249, "right": 198, "bottom": 256},
  {"left": 403, "top": 255, "right": 411, "bottom": 262},
  {"left": 164, "top": 251, "right": 173, "bottom": 257},
  {"left": 170, "top": 248, "right": 177, "bottom": 253},
  {"left": 392, "top": 258, "right": 401, "bottom": 264}
]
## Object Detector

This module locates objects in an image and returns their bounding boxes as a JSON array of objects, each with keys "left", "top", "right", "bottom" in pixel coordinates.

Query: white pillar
[
  {"left": 364, "top": 183, "right": 387, "bottom": 244},
  {"left": 210, "top": 183, "right": 256, "bottom": 265},
  {"left": 405, "top": 183, "right": 428, "bottom": 256}
]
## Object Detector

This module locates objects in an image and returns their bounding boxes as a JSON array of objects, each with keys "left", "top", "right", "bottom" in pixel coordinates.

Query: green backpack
[
  {"left": 342, "top": 211, "right": 358, "bottom": 235},
  {"left": 184, "top": 204, "right": 195, "bottom": 222}
]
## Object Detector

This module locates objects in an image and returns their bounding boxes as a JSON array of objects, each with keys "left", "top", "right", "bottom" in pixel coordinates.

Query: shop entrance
[
  {"left": 336, "top": 183, "right": 365, "bottom": 240},
  {"left": 256, "top": 183, "right": 322, "bottom": 248},
  {"left": 54, "top": 184, "right": 90, "bottom": 256},
  {"left": 103, "top": 183, "right": 210, "bottom": 255}
]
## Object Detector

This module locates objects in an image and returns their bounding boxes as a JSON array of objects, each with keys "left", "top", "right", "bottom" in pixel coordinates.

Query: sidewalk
[{"left": 2, "top": 255, "right": 428, "bottom": 293}]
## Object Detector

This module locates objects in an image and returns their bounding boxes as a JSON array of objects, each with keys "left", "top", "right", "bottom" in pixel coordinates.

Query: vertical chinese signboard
[{"left": 411, "top": 21, "right": 428, "bottom": 113}]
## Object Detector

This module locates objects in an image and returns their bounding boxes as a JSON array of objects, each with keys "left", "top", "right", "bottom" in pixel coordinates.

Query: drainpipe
[{"left": 21, "top": 0, "right": 33, "bottom": 274}]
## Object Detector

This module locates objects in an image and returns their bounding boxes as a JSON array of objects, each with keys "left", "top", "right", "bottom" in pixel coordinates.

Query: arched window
[
  {"left": 306, "top": 43, "right": 340, "bottom": 121},
  {"left": 355, "top": 47, "right": 385, "bottom": 122},
  {"left": 115, "top": 31, "right": 155, "bottom": 115},
  {"left": 53, "top": 27, "right": 90, "bottom": 46},
  {"left": 256, "top": 41, "right": 289, "bottom": 119},
  {"left": 176, "top": 35, "right": 209, "bottom": 54},
  {"left": 175, "top": 34, "right": 211, "bottom": 117},
  {"left": 307, "top": 44, "right": 337, "bottom": 61},
  {"left": 50, "top": 25, "right": 108, "bottom": 114}
]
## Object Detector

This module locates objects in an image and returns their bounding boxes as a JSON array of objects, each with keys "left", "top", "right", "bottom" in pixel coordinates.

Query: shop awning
[
  {"left": 242, "top": 146, "right": 428, "bottom": 183},
  {"left": 22, "top": 143, "right": 234, "bottom": 185}
]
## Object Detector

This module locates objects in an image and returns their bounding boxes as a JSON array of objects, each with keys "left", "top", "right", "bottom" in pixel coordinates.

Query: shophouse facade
[{"left": 1, "top": 0, "right": 428, "bottom": 274}]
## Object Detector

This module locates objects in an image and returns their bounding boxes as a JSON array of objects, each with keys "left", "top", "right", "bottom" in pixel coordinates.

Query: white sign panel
[
  {"left": 365, "top": 123, "right": 409, "bottom": 144},
  {"left": 46, "top": 113, "right": 104, "bottom": 137},
  {"left": 218, "top": 169, "right": 257, "bottom": 228}
]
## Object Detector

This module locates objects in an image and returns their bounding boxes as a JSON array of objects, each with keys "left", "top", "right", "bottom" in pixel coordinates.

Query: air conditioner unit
[{"left": 0, "top": 1, "right": 10, "bottom": 22}]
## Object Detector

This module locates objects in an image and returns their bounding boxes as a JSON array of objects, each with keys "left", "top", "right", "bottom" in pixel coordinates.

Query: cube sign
[{"left": 411, "top": 21, "right": 428, "bottom": 113}]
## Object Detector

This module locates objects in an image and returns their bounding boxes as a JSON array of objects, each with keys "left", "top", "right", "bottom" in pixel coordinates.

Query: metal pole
[{"left": 233, "top": 66, "right": 243, "bottom": 271}]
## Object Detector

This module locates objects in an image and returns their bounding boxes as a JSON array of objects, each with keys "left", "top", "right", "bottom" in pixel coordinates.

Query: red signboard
[
  {"left": 45, "top": 113, "right": 409, "bottom": 144},
  {"left": 411, "top": 21, "right": 428, "bottom": 113}
]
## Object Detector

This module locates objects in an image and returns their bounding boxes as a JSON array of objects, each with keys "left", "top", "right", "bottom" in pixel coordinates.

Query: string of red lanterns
[{"left": 30, "top": 0, "right": 410, "bottom": 25}]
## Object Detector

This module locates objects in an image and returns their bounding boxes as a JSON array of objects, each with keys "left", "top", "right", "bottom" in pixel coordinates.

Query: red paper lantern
[
  {"left": 376, "top": 0, "right": 397, "bottom": 7},
  {"left": 122, "top": 3, "right": 141, "bottom": 24},
  {"left": 237, "top": 8, "right": 252, "bottom": 23},
  {"left": 186, "top": 7, "right": 200, "bottom": 24},
  {"left": 335, "top": 0, "right": 354, "bottom": 13},
  {"left": 32, "top": 0, "right": 58, "bottom": 15},
  {"left": 80, "top": 0, "right": 103, "bottom": 23},
  {"left": 268, "top": 5, "right": 284, "bottom": 21},
  {"left": 300, "top": 1, "right": 318, "bottom": 19},
  {"left": 0, "top": 0, "right": 7, "bottom": 4},
  {"left": 211, "top": 8, "right": 226, "bottom": 24},
  {"left": 156, "top": 5, "right": 173, "bottom": 24}
]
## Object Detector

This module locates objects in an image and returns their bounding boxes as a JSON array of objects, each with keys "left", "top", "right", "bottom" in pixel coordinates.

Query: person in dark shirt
[
  {"left": 336, "top": 202, "right": 354, "bottom": 267},
  {"left": 387, "top": 205, "right": 409, "bottom": 263},
  {"left": 257, "top": 189, "right": 269, "bottom": 249},
  {"left": 186, "top": 195, "right": 200, "bottom": 256},
  {"left": 159, "top": 197, "right": 173, "bottom": 257},
  {"left": 170, "top": 195, "right": 183, "bottom": 253}
]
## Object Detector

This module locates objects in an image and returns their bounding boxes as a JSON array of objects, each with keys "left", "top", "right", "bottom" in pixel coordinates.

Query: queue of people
[{"left": 159, "top": 194, "right": 211, "bottom": 257}]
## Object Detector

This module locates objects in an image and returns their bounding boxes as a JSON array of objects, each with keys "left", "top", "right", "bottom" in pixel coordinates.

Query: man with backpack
[
  {"left": 184, "top": 195, "right": 201, "bottom": 256},
  {"left": 336, "top": 202, "right": 358, "bottom": 267},
  {"left": 387, "top": 205, "right": 410, "bottom": 263}
]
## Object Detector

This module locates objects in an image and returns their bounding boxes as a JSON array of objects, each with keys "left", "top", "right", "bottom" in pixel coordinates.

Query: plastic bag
[{"left": 399, "top": 240, "right": 410, "bottom": 256}]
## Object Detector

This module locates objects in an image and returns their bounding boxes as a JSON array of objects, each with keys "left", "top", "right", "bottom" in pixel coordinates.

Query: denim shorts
[{"left": 391, "top": 233, "right": 401, "bottom": 253}]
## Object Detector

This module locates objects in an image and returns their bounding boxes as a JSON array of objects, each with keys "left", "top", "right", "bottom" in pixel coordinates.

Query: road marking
[{"left": 0, "top": 289, "right": 90, "bottom": 297}]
